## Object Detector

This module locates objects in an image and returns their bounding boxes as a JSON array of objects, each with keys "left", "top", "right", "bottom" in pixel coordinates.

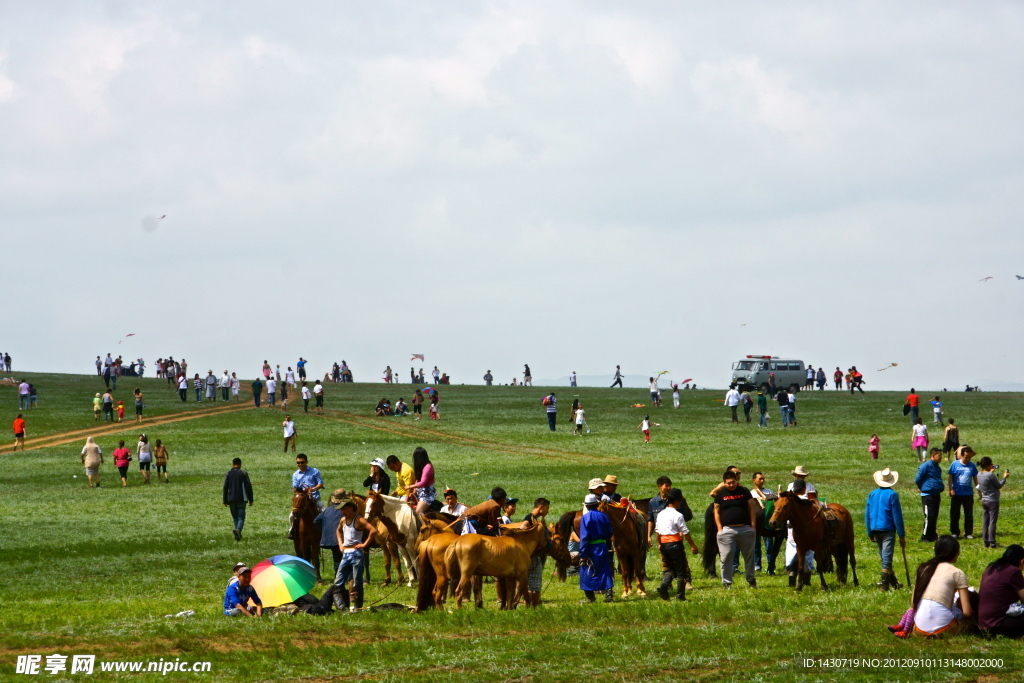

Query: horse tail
[
  {"left": 833, "top": 541, "right": 849, "bottom": 584},
  {"left": 701, "top": 503, "right": 718, "bottom": 577},
  {"left": 415, "top": 543, "right": 436, "bottom": 611}
]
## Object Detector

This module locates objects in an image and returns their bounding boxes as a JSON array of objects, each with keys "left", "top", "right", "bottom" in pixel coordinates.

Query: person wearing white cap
[
  {"left": 866, "top": 468, "right": 906, "bottom": 591},
  {"left": 579, "top": 494, "right": 614, "bottom": 603},
  {"left": 587, "top": 478, "right": 606, "bottom": 502},
  {"left": 363, "top": 458, "right": 391, "bottom": 495}
]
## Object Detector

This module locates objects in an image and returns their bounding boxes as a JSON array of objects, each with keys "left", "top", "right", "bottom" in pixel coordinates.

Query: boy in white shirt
[
  {"left": 655, "top": 489, "right": 699, "bottom": 601},
  {"left": 574, "top": 404, "right": 586, "bottom": 435},
  {"left": 301, "top": 382, "right": 312, "bottom": 413}
]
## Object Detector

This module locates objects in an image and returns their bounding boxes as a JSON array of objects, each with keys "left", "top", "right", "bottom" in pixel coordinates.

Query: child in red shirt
[{"left": 116, "top": 401, "right": 125, "bottom": 422}]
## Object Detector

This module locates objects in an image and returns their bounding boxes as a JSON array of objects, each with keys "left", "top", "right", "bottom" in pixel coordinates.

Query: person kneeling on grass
[
  {"left": 394, "top": 398, "right": 409, "bottom": 416},
  {"left": 224, "top": 567, "right": 262, "bottom": 617}
]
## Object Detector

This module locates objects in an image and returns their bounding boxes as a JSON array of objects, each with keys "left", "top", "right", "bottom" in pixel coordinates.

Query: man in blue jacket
[
  {"left": 865, "top": 468, "right": 905, "bottom": 592},
  {"left": 579, "top": 494, "right": 614, "bottom": 603},
  {"left": 914, "top": 447, "right": 944, "bottom": 542},
  {"left": 314, "top": 490, "right": 346, "bottom": 577}
]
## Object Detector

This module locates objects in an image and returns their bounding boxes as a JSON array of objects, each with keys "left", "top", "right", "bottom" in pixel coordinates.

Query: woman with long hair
[
  {"left": 912, "top": 535, "right": 976, "bottom": 637},
  {"left": 978, "top": 545, "right": 1024, "bottom": 638},
  {"left": 410, "top": 446, "right": 435, "bottom": 514}
]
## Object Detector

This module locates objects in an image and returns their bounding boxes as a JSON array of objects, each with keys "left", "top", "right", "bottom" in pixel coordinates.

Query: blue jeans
[
  {"left": 19, "top": 395, "right": 29, "bottom": 409},
  {"left": 268, "top": 392, "right": 276, "bottom": 406},
  {"left": 228, "top": 502, "right": 247, "bottom": 531},
  {"left": 754, "top": 535, "right": 779, "bottom": 572},
  {"left": 547, "top": 412, "right": 556, "bottom": 431},
  {"left": 874, "top": 530, "right": 895, "bottom": 571},
  {"left": 779, "top": 406, "right": 789, "bottom": 426},
  {"left": 334, "top": 550, "right": 364, "bottom": 590},
  {"left": 195, "top": 388, "right": 202, "bottom": 401},
  {"left": 758, "top": 408, "right": 768, "bottom": 427}
]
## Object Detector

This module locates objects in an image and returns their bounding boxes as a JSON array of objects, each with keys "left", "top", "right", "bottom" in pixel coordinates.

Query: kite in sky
[
  {"left": 979, "top": 277, "right": 993, "bottom": 282},
  {"left": 1017, "top": 275, "right": 1024, "bottom": 280},
  {"left": 118, "top": 333, "right": 136, "bottom": 344},
  {"left": 655, "top": 370, "right": 670, "bottom": 378},
  {"left": 877, "top": 362, "right": 899, "bottom": 371},
  {"left": 411, "top": 354, "right": 424, "bottom": 361}
]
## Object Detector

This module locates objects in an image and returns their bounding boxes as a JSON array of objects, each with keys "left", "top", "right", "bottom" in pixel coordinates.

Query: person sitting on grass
[
  {"left": 394, "top": 398, "right": 409, "bottom": 416},
  {"left": 978, "top": 544, "right": 1024, "bottom": 639},
  {"left": 375, "top": 398, "right": 393, "bottom": 416},
  {"left": 912, "top": 535, "right": 976, "bottom": 637},
  {"left": 223, "top": 567, "right": 262, "bottom": 617}
]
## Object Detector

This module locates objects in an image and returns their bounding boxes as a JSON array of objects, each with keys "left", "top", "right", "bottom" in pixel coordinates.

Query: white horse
[{"left": 366, "top": 491, "right": 420, "bottom": 586}]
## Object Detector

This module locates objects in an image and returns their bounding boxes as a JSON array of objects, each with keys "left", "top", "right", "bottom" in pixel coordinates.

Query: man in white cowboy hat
[{"left": 865, "top": 467, "right": 906, "bottom": 591}]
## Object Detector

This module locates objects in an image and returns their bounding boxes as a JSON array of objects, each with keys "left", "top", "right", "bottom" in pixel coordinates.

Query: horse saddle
[{"left": 820, "top": 506, "right": 841, "bottom": 546}]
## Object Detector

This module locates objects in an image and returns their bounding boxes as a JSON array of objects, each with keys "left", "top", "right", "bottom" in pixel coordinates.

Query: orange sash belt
[{"left": 659, "top": 534, "right": 682, "bottom": 543}]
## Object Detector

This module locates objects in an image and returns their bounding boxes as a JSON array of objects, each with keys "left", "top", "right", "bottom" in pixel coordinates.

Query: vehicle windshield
[{"left": 733, "top": 361, "right": 756, "bottom": 371}]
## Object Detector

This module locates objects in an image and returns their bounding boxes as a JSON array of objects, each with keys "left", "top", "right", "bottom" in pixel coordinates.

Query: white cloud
[{"left": 1, "top": 1, "right": 1022, "bottom": 389}]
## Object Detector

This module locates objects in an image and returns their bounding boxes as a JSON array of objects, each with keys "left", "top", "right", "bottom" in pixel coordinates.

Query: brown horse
[
  {"left": 445, "top": 521, "right": 548, "bottom": 609},
  {"left": 769, "top": 492, "right": 859, "bottom": 591},
  {"left": 291, "top": 489, "right": 321, "bottom": 581},
  {"left": 415, "top": 529, "right": 472, "bottom": 611},
  {"left": 557, "top": 502, "right": 648, "bottom": 597}
]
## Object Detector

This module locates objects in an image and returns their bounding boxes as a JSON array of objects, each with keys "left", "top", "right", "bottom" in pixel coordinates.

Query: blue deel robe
[{"left": 579, "top": 508, "right": 614, "bottom": 591}]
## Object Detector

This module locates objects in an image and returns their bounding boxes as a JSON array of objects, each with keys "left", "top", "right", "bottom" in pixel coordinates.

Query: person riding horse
[
  {"left": 288, "top": 454, "right": 324, "bottom": 540},
  {"left": 462, "top": 487, "right": 508, "bottom": 536}
]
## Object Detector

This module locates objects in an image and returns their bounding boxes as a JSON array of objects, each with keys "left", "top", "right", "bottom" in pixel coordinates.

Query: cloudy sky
[{"left": 3, "top": 2, "right": 1022, "bottom": 389}]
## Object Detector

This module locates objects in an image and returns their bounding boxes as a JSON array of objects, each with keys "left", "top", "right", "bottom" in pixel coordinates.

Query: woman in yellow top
[
  {"left": 92, "top": 394, "right": 102, "bottom": 421},
  {"left": 386, "top": 455, "right": 414, "bottom": 499}
]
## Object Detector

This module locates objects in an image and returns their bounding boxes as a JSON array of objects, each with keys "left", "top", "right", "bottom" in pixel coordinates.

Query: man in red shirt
[
  {"left": 906, "top": 388, "right": 920, "bottom": 424},
  {"left": 12, "top": 413, "right": 26, "bottom": 451}
]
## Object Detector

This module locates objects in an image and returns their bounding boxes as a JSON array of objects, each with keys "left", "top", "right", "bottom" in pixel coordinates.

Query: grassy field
[{"left": 1, "top": 373, "right": 1022, "bottom": 682}]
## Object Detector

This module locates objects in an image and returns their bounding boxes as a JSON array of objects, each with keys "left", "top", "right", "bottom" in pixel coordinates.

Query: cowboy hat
[
  {"left": 603, "top": 475, "right": 619, "bottom": 485},
  {"left": 873, "top": 468, "right": 899, "bottom": 488},
  {"left": 329, "top": 488, "right": 348, "bottom": 504},
  {"left": 791, "top": 466, "right": 809, "bottom": 476},
  {"left": 588, "top": 478, "right": 605, "bottom": 490}
]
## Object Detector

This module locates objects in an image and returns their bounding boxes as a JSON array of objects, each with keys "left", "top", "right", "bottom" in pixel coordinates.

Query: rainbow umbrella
[{"left": 249, "top": 555, "right": 317, "bottom": 607}]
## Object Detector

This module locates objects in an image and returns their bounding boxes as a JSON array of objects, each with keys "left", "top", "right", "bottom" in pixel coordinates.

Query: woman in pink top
[
  {"left": 113, "top": 440, "right": 132, "bottom": 487},
  {"left": 410, "top": 446, "right": 435, "bottom": 514}
]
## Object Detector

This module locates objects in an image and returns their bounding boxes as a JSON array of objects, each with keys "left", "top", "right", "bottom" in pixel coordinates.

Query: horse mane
[
  {"left": 499, "top": 521, "right": 544, "bottom": 536},
  {"left": 556, "top": 510, "right": 577, "bottom": 542},
  {"left": 423, "top": 511, "right": 459, "bottom": 523}
]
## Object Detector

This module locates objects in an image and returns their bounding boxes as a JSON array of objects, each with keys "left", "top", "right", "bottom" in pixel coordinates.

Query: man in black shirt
[{"left": 713, "top": 470, "right": 758, "bottom": 589}]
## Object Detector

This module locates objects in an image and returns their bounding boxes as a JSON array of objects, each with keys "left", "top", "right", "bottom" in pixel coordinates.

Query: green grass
[{"left": 1, "top": 373, "right": 1023, "bottom": 682}]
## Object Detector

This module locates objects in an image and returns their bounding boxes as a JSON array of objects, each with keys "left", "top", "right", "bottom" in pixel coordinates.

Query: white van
[{"left": 731, "top": 355, "right": 806, "bottom": 392}]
